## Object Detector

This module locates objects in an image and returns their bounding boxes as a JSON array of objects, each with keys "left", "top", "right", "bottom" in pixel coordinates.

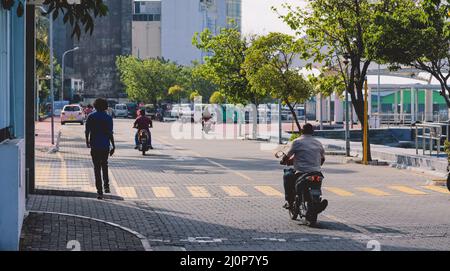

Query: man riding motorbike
[
  {"left": 281, "top": 123, "right": 328, "bottom": 213},
  {"left": 133, "top": 109, "right": 153, "bottom": 149}
]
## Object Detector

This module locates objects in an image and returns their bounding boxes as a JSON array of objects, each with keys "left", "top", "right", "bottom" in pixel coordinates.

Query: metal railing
[{"left": 414, "top": 123, "right": 450, "bottom": 156}]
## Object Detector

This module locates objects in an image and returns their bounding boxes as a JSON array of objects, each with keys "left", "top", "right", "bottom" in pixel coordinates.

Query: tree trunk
[{"left": 285, "top": 100, "right": 302, "bottom": 133}]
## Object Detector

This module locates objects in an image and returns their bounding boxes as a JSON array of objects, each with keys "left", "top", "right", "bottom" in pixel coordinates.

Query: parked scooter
[{"left": 275, "top": 150, "right": 327, "bottom": 226}]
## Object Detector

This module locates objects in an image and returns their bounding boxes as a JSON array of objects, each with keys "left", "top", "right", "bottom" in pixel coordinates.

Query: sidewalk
[
  {"left": 21, "top": 194, "right": 153, "bottom": 251},
  {"left": 35, "top": 117, "right": 61, "bottom": 152}
]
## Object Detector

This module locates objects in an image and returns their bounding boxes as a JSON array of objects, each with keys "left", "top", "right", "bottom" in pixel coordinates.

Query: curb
[{"left": 28, "top": 210, "right": 152, "bottom": 251}]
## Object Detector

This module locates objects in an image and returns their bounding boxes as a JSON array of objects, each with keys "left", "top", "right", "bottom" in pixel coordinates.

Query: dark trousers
[
  {"left": 283, "top": 169, "right": 306, "bottom": 203},
  {"left": 91, "top": 149, "right": 110, "bottom": 195}
]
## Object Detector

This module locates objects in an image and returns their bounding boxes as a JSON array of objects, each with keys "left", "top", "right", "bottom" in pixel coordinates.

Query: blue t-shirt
[{"left": 85, "top": 111, "right": 113, "bottom": 150}]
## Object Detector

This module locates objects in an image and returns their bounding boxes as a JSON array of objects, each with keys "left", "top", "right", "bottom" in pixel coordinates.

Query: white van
[{"left": 114, "top": 104, "right": 128, "bottom": 118}]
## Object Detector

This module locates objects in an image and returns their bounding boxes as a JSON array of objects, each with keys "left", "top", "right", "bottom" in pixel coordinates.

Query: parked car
[
  {"left": 127, "top": 103, "right": 138, "bottom": 118},
  {"left": 144, "top": 104, "right": 156, "bottom": 119},
  {"left": 114, "top": 104, "right": 128, "bottom": 118},
  {"left": 61, "top": 104, "right": 84, "bottom": 125}
]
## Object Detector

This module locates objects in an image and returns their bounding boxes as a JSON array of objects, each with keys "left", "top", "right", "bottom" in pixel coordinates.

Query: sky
[{"left": 241, "top": 0, "right": 306, "bottom": 36}]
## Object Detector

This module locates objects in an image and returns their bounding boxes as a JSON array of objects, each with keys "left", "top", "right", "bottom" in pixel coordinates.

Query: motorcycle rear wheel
[
  {"left": 305, "top": 202, "right": 318, "bottom": 226},
  {"left": 289, "top": 206, "right": 298, "bottom": 220}
]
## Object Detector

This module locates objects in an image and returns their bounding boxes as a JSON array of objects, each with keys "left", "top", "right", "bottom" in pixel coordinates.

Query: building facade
[
  {"left": 55, "top": 0, "right": 132, "bottom": 99},
  {"left": 0, "top": 1, "right": 27, "bottom": 251},
  {"left": 161, "top": 0, "right": 241, "bottom": 66},
  {"left": 132, "top": 1, "right": 162, "bottom": 59}
]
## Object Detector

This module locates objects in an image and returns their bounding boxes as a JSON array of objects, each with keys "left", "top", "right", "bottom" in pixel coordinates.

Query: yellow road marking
[
  {"left": 324, "top": 187, "right": 355, "bottom": 197},
  {"left": 152, "top": 187, "right": 175, "bottom": 198},
  {"left": 187, "top": 186, "right": 211, "bottom": 198},
  {"left": 421, "top": 186, "right": 450, "bottom": 194},
  {"left": 254, "top": 186, "right": 283, "bottom": 197},
  {"left": 221, "top": 186, "right": 248, "bottom": 197},
  {"left": 356, "top": 187, "right": 391, "bottom": 196},
  {"left": 388, "top": 185, "right": 428, "bottom": 195},
  {"left": 116, "top": 187, "right": 138, "bottom": 198}
]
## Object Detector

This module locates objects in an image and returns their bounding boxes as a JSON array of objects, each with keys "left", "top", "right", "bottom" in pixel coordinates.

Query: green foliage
[
  {"left": 289, "top": 132, "right": 302, "bottom": 142},
  {"left": 1, "top": 0, "right": 109, "bottom": 39},
  {"left": 209, "top": 91, "right": 226, "bottom": 104},
  {"left": 190, "top": 90, "right": 200, "bottom": 102},
  {"left": 116, "top": 56, "right": 216, "bottom": 104},
  {"left": 368, "top": 0, "right": 450, "bottom": 107},
  {"left": 193, "top": 28, "right": 265, "bottom": 104},
  {"left": 168, "top": 85, "right": 184, "bottom": 96},
  {"left": 116, "top": 56, "right": 183, "bottom": 105},
  {"left": 444, "top": 140, "right": 450, "bottom": 163},
  {"left": 243, "top": 32, "right": 313, "bottom": 131}
]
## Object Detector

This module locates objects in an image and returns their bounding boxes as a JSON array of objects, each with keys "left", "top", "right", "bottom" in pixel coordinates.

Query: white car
[
  {"left": 61, "top": 105, "right": 84, "bottom": 125},
  {"left": 114, "top": 104, "right": 128, "bottom": 118}
]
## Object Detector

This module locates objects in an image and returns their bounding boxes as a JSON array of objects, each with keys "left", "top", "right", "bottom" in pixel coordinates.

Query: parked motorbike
[
  {"left": 275, "top": 150, "right": 327, "bottom": 226},
  {"left": 137, "top": 129, "right": 151, "bottom": 156}
]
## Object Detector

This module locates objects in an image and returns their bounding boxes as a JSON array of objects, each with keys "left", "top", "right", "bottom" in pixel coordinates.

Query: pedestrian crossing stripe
[
  {"left": 388, "top": 185, "right": 428, "bottom": 195},
  {"left": 117, "top": 187, "right": 138, "bottom": 198},
  {"left": 356, "top": 187, "right": 391, "bottom": 196},
  {"left": 421, "top": 186, "right": 450, "bottom": 194},
  {"left": 187, "top": 186, "right": 211, "bottom": 198},
  {"left": 152, "top": 187, "right": 175, "bottom": 198},
  {"left": 324, "top": 187, "right": 355, "bottom": 197},
  {"left": 254, "top": 186, "right": 283, "bottom": 197},
  {"left": 221, "top": 186, "right": 248, "bottom": 197}
]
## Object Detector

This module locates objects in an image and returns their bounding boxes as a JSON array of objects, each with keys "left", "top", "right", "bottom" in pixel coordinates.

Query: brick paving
[
  {"left": 27, "top": 119, "right": 450, "bottom": 251},
  {"left": 20, "top": 212, "right": 144, "bottom": 251}
]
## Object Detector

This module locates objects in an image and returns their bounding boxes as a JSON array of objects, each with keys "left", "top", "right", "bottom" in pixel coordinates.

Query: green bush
[
  {"left": 445, "top": 140, "right": 450, "bottom": 163},
  {"left": 289, "top": 132, "right": 302, "bottom": 141}
]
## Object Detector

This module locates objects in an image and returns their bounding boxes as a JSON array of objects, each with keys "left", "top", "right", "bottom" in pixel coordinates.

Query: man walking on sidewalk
[{"left": 85, "top": 98, "right": 116, "bottom": 199}]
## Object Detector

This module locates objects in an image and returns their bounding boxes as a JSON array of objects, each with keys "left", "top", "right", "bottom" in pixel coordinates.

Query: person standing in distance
[{"left": 85, "top": 98, "right": 116, "bottom": 199}]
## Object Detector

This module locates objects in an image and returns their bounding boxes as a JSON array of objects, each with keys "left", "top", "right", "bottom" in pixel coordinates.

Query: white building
[
  {"left": 132, "top": 0, "right": 162, "bottom": 59},
  {"left": 131, "top": 0, "right": 241, "bottom": 65}
]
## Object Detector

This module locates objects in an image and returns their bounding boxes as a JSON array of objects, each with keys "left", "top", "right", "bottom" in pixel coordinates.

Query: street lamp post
[
  {"left": 38, "top": 6, "right": 55, "bottom": 145},
  {"left": 61, "top": 47, "right": 79, "bottom": 101}
]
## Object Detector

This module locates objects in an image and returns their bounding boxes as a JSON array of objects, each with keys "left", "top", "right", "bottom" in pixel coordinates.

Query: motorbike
[
  {"left": 137, "top": 129, "right": 151, "bottom": 155},
  {"left": 275, "top": 150, "right": 327, "bottom": 226},
  {"left": 202, "top": 117, "right": 215, "bottom": 134}
]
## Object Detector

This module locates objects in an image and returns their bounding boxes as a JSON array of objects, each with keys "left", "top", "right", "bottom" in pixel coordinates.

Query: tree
[
  {"left": 278, "top": 0, "right": 398, "bottom": 160},
  {"left": 209, "top": 91, "right": 226, "bottom": 104},
  {"left": 168, "top": 85, "right": 185, "bottom": 104},
  {"left": 116, "top": 56, "right": 182, "bottom": 105},
  {"left": 190, "top": 90, "right": 200, "bottom": 102},
  {"left": 1, "top": 0, "right": 109, "bottom": 39},
  {"left": 193, "top": 28, "right": 265, "bottom": 104},
  {"left": 368, "top": 0, "right": 450, "bottom": 108},
  {"left": 243, "top": 32, "right": 313, "bottom": 132}
]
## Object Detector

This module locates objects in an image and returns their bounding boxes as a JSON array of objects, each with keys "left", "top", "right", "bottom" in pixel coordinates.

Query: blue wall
[{"left": 10, "top": 1, "right": 25, "bottom": 138}]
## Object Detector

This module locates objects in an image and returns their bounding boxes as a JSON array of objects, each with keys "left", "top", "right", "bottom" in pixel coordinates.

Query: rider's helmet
[{"left": 139, "top": 109, "right": 145, "bottom": 117}]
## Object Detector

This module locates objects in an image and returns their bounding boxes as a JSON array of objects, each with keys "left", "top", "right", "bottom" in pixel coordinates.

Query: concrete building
[
  {"left": 54, "top": 0, "right": 132, "bottom": 99},
  {"left": 0, "top": 1, "right": 27, "bottom": 250},
  {"left": 161, "top": 0, "right": 241, "bottom": 65},
  {"left": 132, "top": 1, "right": 162, "bottom": 59}
]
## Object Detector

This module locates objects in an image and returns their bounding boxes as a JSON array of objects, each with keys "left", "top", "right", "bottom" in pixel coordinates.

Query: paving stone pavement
[
  {"left": 29, "top": 120, "right": 450, "bottom": 251},
  {"left": 20, "top": 212, "right": 145, "bottom": 251}
]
